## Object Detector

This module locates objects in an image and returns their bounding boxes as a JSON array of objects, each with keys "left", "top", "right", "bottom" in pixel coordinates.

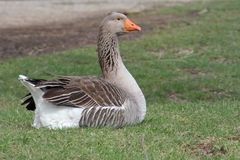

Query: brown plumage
[
  {"left": 19, "top": 12, "right": 146, "bottom": 129},
  {"left": 26, "top": 76, "right": 127, "bottom": 108}
]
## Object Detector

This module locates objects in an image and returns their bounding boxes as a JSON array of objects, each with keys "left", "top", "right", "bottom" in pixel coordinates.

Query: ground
[
  {"left": 0, "top": 0, "right": 192, "bottom": 59},
  {"left": 0, "top": 0, "right": 240, "bottom": 159}
]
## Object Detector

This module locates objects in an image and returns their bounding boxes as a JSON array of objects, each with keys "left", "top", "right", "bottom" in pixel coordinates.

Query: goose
[{"left": 19, "top": 12, "right": 146, "bottom": 129}]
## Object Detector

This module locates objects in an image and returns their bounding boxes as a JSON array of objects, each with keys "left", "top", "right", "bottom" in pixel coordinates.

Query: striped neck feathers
[{"left": 97, "top": 26, "right": 121, "bottom": 76}]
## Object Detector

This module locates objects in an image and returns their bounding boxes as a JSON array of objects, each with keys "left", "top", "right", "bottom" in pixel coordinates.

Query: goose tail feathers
[
  {"left": 18, "top": 75, "right": 28, "bottom": 80},
  {"left": 18, "top": 75, "right": 43, "bottom": 111}
]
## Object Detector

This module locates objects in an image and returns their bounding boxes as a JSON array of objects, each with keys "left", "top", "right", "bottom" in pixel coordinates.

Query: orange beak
[{"left": 124, "top": 18, "right": 141, "bottom": 32}]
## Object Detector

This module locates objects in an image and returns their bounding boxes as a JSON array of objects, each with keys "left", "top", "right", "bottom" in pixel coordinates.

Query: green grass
[{"left": 1, "top": 0, "right": 240, "bottom": 159}]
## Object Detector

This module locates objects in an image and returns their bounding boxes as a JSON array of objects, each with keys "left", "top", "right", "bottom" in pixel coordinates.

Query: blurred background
[
  {"left": 0, "top": 0, "right": 193, "bottom": 58},
  {"left": 0, "top": 0, "right": 192, "bottom": 28}
]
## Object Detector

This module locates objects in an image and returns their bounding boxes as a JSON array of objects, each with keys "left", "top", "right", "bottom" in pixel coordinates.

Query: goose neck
[
  {"left": 97, "top": 28, "right": 122, "bottom": 77},
  {"left": 97, "top": 27, "right": 146, "bottom": 121}
]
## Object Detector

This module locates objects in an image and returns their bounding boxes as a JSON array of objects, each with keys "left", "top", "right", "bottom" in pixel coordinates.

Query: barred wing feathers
[{"left": 24, "top": 76, "right": 127, "bottom": 109}]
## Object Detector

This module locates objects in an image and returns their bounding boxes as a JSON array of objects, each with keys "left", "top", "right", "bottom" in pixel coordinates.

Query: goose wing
[{"left": 23, "top": 76, "right": 127, "bottom": 110}]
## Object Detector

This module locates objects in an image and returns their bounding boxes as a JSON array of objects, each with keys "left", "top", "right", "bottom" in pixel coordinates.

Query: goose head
[{"left": 100, "top": 12, "right": 141, "bottom": 35}]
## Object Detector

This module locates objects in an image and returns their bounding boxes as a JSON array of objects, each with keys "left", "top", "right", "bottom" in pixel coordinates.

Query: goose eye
[{"left": 117, "top": 18, "right": 121, "bottom": 21}]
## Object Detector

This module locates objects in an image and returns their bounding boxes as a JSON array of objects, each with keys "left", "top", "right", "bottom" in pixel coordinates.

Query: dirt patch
[
  {"left": 184, "top": 137, "right": 227, "bottom": 157},
  {"left": 0, "top": 1, "right": 197, "bottom": 60},
  {"left": 0, "top": 12, "right": 174, "bottom": 59},
  {"left": 201, "top": 87, "right": 232, "bottom": 99},
  {"left": 227, "top": 135, "right": 240, "bottom": 141},
  {"left": 167, "top": 92, "right": 187, "bottom": 103},
  {"left": 0, "top": 16, "right": 102, "bottom": 58},
  {"left": 183, "top": 68, "right": 206, "bottom": 76}
]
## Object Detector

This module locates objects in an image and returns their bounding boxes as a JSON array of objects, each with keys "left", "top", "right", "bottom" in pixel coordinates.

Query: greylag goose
[{"left": 19, "top": 12, "right": 146, "bottom": 129}]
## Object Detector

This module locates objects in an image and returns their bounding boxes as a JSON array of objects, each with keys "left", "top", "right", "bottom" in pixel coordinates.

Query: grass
[{"left": 1, "top": 0, "right": 240, "bottom": 159}]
